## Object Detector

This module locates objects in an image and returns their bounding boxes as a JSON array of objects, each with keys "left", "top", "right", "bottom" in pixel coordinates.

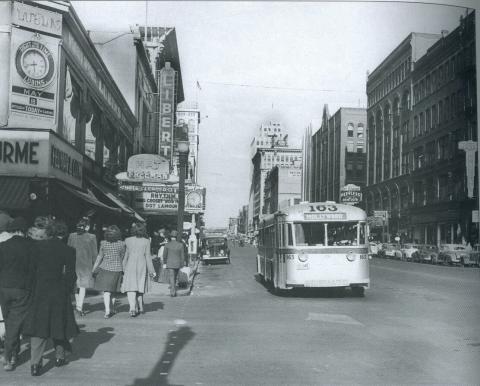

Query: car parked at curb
[
  {"left": 438, "top": 244, "right": 473, "bottom": 266},
  {"left": 382, "top": 243, "right": 402, "bottom": 259},
  {"left": 400, "top": 243, "right": 419, "bottom": 261},
  {"left": 412, "top": 244, "right": 439, "bottom": 264}
]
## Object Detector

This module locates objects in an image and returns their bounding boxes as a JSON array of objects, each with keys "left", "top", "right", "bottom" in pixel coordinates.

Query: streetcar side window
[{"left": 285, "top": 224, "right": 293, "bottom": 246}]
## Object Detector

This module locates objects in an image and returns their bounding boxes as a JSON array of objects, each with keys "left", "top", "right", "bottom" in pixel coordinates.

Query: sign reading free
[{"left": 0, "top": 130, "right": 83, "bottom": 188}]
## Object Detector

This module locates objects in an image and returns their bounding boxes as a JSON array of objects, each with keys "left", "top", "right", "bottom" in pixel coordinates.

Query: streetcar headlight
[
  {"left": 298, "top": 254, "right": 309, "bottom": 262},
  {"left": 346, "top": 251, "right": 356, "bottom": 262}
]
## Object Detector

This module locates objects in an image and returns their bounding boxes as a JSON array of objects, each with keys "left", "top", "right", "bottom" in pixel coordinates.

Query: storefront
[{"left": 0, "top": 1, "right": 143, "bottom": 234}]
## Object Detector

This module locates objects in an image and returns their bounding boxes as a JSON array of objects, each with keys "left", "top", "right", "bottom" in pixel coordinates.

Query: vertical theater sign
[{"left": 8, "top": 2, "right": 62, "bottom": 129}]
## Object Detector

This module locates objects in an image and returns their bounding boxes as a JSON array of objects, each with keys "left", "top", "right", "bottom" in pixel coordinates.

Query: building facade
[
  {"left": 0, "top": 1, "right": 143, "bottom": 233},
  {"left": 263, "top": 165, "right": 302, "bottom": 215},
  {"left": 310, "top": 106, "right": 367, "bottom": 203},
  {"left": 248, "top": 121, "right": 302, "bottom": 232},
  {"left": 176, "top": 101, "right": 200, "bottom": 184},
  {"left": 365, "top": 12, "right": 477, "bottom": 245}
]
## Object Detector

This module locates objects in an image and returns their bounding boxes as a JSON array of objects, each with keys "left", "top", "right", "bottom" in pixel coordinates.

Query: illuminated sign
[{"left": 158, "top": 63, "right": 176, "bottom": 162}]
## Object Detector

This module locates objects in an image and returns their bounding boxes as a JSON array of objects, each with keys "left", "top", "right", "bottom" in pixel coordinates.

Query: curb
[{"left": 186, "top": 259, "right": 200, "bottom": 295}]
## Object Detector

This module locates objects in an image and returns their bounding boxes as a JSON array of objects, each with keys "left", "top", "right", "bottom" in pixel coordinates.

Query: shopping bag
[{"left": 177, "top": 266, "right": 191, "bottom": 288}]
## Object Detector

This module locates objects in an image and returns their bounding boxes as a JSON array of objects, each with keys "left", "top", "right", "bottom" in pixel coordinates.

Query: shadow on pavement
[
  {"left": 69, "top": 324, "right": 115, "bottom": 361},
  {"left": 130, "top": 326, "right": 195, "bottom": 386},
  {"left": 83, "top": 300, "right": 164, "bottom": 315},
  {"left": 254, "top": 274, "right": 364, "bottom": 298}
]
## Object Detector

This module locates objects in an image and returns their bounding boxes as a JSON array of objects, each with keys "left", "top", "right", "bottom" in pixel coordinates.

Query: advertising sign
[
  {"left": 340, "top": 184, "right": 362, "bottom": 205},
  {"left": 8, "top": 26, "right": 60, "bottom": 129},
  {"left": 12, "top": 2, "right": 63, "bottom": 37},
  {"left": 373, "top": 210, "right": 388, "bottom": 220},
  {"left": 133, "top": 185, "right": 205, "bottom": 213},
  {"left": 158, "top": 63, "right": 176, "bottom": 162},
  {"left": 0, "top": 130, "right": 82, "bottom": 188},
  {"left": 126, "top": 154, "right": 170, "bottom": 180}
]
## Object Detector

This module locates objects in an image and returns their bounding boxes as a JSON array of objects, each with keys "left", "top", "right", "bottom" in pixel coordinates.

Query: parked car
[
  {"left": 438, "top": 244, "right": 473, "bottom": 266},
  {"left": 382, "top": 243, "right": 402, "bottom": 259},
  {"left": 412, "top": 244, "right": 439, "bottom": 264},
  {"left": 369, "top": 241, "right": 382, "bottom": 257},
  {"left": 400, "top": 243, "right": 419, "bottom": 261},
  {"left": 468, "top": 244, "right": 480, "bottom": 267}
]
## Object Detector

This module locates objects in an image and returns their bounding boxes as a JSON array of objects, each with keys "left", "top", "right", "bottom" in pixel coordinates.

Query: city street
[{"left": 1, "top": 243, "right": 479, "bottom": 385}]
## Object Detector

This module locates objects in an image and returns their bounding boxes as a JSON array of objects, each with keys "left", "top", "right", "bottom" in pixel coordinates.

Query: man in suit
[
  {"left": 0, "top": 217, "right": 33, "bottom": 371},
  {"left": 163, "top": 230, "right": 186, "bottom": 297}
]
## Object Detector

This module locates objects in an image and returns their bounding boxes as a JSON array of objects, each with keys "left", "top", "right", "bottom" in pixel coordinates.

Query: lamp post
[{"left": 176, "top": 139, "right": 190, "bottom": 239}]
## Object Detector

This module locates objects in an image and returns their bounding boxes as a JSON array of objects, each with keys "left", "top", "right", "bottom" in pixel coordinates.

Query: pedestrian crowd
[{"left": 0, "top": 210, "right": 188, "bottom": 377}]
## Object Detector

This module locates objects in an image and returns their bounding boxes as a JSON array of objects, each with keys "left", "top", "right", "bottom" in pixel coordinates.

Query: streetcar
[{"left": 256, "top": 201, "right": 369, "bottom": 296}]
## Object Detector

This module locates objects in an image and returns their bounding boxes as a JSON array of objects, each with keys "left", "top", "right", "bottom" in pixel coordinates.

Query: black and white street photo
[{"left": 0, "top": 0, "right": 479, "bottom": 384}]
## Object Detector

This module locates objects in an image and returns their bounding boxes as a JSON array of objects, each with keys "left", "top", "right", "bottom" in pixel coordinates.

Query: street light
[{"left": 176, "top": 133, "right": 190, "bottom": 240}]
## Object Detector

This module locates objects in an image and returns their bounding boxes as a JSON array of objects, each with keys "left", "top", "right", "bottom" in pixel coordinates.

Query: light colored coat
[{"left": 122, "top": 237, "right": 155, "bottom": 293}]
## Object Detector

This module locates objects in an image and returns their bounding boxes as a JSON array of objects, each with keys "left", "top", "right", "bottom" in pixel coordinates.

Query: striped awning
[{"left": 0, "top": 177, "right": 30, "bottom": 210}]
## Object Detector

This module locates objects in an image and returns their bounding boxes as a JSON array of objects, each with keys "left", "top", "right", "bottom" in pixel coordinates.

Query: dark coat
[
  {"left": 163, "top": 240, "right": 186, "bottom": 269},
  {"left": 0, "top": 235, "right": 34, "bottom": 290},
  {"left": 23, "top": 238, "right": 79, "bottom": 340}
]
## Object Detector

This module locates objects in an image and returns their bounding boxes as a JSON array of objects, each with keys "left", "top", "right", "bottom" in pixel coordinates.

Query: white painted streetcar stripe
[{"left": 306, "top": 312, "right": 364, "bottom": 326}]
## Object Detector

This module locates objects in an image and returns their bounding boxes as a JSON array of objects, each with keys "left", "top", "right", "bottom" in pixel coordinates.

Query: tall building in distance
[
  {"left": 310, "top": 106, "right": 367, "bottom": 203},
  {"left": 248, "top": 121, "right": 302, "bottom": 234},
  {"left": 177, "top": 101, "right": 201, "bottom": 184}
]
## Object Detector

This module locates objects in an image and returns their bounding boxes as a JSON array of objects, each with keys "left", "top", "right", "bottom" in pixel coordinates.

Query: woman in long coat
[
  {"left": 24, "top": 217, "right": 78, "bottom": 376},
  {"left": 121, "top": 222, "right": 156, "bottom": 317}
]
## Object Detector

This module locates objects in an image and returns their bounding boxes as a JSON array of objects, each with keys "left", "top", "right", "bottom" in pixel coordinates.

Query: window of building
[
  {"left": 356, "top": 143, "right": 364, "bottom": 153},
  {"left": 62, "top": 66, "right": 80, "bottom": 147},
  {"left": 357, "top": 124, "right": 364, "bottom": 138},
  {"left": 84, "top": 98, "right": 98, "bottom": 160},
  {"left": 419, "top": 112, "right": 425, "bottom": 134},
  {"left": 432, "top": 104, "right": 438, "bottom": 128},
  {"left": 347, "top": 123, "right": 354, "bottom": 137},
  {"left": 445, "top": 96, "right": 450, "bottom": 121},
  {"left": 425, "top": 108, "right": 431, "bottom": 132},
  {"left": 426, "top": 75, "right": 431, "bottom": 95},
  {"left": 356, "top": 163, "right": 364, "bottom": 178},
  {"left": 414, "top": 146, "right": 424, "bottom": 169},
  {"left": 451, "top": 93, "right": 456, "bottom": 119},
  {"left": 438, "top": 100, "right": 443, "bottom": 124},
  {"left": 414, "top": 116, "right": 419, "bottom": 137},
  {"left": 347, "top": 141, "right": 354, "bottom": 152},
  {"left": 438, "top": 135, "right": 449, "bottom": 160}
]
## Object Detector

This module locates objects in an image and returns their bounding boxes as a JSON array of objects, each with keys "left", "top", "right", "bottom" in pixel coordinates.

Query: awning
[
  {"left": 0, "top": 177, "right": 30, "bottom": 210},
  {"left": 57, "top": 182, "right": 121, "bottom": 214},
  {"left": 87, "top": 178, "right": 146, "bottom": 222}
]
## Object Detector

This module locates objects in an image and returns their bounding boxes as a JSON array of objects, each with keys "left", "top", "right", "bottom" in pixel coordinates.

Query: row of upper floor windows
[
  {"left": 412, "top": 90, "right": 469, "bottom": 138},
  {"left": 347, "top": 123, "right": 365, "bottom": 138},
  {"left": 367, "top": 56, "right": 412, "bottom": 107}
]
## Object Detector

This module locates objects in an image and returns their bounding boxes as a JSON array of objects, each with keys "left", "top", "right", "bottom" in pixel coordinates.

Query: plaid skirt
[{"left": 94, "top": 268, "right": 123, "bottom": 292}]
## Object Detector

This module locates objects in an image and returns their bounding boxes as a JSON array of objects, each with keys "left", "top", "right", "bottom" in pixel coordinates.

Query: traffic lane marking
[{"left": 306, "top": 312, "right": 364, "bottom": 326}]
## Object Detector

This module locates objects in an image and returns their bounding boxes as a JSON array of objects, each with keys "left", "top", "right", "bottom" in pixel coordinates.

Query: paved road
[{"left": 1, "top": 244, "right": 479, "bottom": 385}]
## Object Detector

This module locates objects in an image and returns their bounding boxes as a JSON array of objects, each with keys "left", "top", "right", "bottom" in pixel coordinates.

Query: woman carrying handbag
[{"left": 92, "top": 226, "right": 125, "bottom": 319}]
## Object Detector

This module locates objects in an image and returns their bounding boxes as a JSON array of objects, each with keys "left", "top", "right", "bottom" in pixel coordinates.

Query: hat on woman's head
[{"left": 6, "top": 217, "right": 27, "bottom": 233}]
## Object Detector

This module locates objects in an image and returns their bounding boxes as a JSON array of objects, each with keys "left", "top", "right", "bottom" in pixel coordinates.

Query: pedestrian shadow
[
  {"left": 129, "top": 325, "right": 195, "bottom": 386},
  {"left": 82, "top": 300, "right": 164, "bottom": 315},
  {"left": 68, "top": 325, "right": 115, "bottom": 362}
]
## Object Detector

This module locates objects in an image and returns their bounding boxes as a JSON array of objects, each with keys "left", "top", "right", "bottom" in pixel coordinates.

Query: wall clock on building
[
  {"left": 15, "top": 40, "right": 55, "bottom": 88},
  {"left": 186, "top": 191, "right": 202, "bottom": 207}
]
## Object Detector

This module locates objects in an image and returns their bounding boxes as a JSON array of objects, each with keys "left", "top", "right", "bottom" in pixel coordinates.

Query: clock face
[
  {"left": 21, "top": 49, "right": 49, "bottom": 79},
  {"left": 15, "top": 40, "right": 55, "bottom": 88},
  {"left": 187, "top": 192, "right": 201, "bottom": 207}
]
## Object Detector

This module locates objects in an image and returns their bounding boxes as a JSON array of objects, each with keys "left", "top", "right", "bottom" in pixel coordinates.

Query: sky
[{"left": 72, "top": 0, "right": 477, "bottom": 228}]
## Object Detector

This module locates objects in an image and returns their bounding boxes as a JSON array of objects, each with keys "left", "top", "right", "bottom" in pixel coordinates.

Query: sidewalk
[{"left": 149, "top": 259, "right": 200, "bottom": 296}]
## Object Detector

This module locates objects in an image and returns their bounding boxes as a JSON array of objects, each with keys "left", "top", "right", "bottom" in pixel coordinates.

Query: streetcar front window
[
  {"left": 326, "top": 222, "right": 365, "bottom": 246},
  {"left": 294, "top": 223, "right": 326, "bottom": 246}
]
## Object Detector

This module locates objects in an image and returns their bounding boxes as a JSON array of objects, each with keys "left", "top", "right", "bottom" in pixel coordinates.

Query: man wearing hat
[
  {"left": 0, "top": 217, "right": 33, "bottom": 371},
  {"left": 162, "top": 230, "right": 187, "bottom": 297}
]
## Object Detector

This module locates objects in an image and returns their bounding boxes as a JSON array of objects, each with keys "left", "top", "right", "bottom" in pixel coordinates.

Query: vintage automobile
[
  {"left": 469, "top": 244, "right": 480, "bottom": 267},
  {"left": 382, "top": 243, "right": 402, "bottom": 259},
  {"left": 437, "top": 244, "right": 473, "bottom": 266},
  {"left": 200, "top": 234, "right": 231, "bottom": 265},
  {"left": 400, "top": 243, "right": 419, "bottom": 261},
  {"left": 412, "top": 244, "right": 439, "bottom": 264},
  {"left": 368, "top": 241, "right": 382, "bottom": 257}
]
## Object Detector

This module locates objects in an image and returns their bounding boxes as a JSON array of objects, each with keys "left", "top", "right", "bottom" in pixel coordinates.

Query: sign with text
[
  {"left": 8, "top": 27, "right": 60, "bottom": 129},
  {"left": 0, "top": 130, "right": 82, "bottom": 187},
  {"left": 126, "top": 154, "right": 170, "bottom": 180},
  {"left": 158, "top": 63, "right": 176, "bottom": 163},
  {"left": 340, "top": 184, "right": 362, "bottom": 205},
  {"left": 12, "top": 2, "right": 63, "bottom": 37},
  {"left": 133, "top": 185, "right": 205, "bottom": 213}
]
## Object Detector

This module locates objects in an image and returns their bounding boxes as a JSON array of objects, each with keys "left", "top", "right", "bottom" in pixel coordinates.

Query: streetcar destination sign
[{"left": 304, "top": 212, "right": 346, "bottom": 220}]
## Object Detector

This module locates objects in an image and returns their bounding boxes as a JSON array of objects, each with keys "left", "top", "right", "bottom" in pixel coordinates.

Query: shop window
[
  {"left": 62, "top": 67, "right": 80, "bottom": 147},
  {"left": 84, "top": 98, "right": 98, "bottom": 160}
]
